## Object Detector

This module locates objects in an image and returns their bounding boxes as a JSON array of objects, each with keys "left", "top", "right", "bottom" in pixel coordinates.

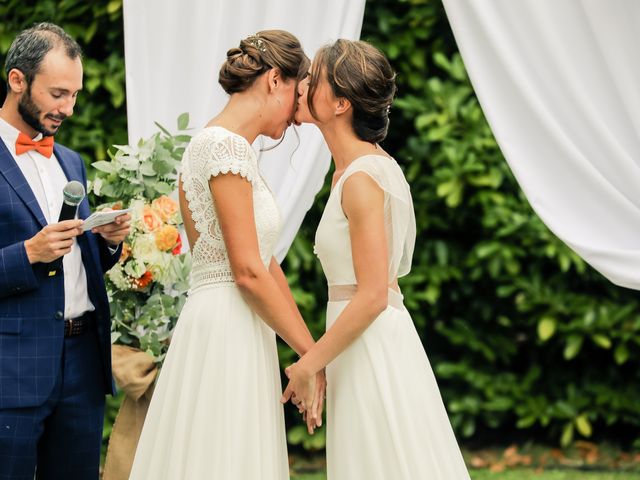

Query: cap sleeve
[
  {"left": 180, "top": 128, "right": 258, "bottom": 237},
  {"left": 188, "top": 129, "right": 257, "bottom": 183}
]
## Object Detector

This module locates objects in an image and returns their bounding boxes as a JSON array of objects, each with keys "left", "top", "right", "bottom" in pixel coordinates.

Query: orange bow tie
[{"left": 15, "top": 132, "right": 54, "bottom": 159}]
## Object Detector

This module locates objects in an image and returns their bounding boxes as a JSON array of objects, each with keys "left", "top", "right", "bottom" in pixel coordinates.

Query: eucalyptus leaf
[
  {"left": 177, "top": 112, "right": 190, "bottom": 131},
  {"left": 92, "top": 160, "right": 116, "bottom": 173}
]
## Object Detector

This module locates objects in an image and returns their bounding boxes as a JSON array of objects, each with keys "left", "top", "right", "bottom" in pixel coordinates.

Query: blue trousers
[{"left": 0, "top": 330, "right": 105, "bottom": 480}]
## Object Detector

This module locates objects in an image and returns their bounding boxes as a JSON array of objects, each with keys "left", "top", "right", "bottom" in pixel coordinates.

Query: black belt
[{"left": 64, "top": 312, "right": 95, "bottom": 337}]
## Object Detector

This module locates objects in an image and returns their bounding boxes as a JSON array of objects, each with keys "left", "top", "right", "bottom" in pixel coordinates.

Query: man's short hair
[{"left": 4, "top": 22, "right": 82, "bottom": 88}]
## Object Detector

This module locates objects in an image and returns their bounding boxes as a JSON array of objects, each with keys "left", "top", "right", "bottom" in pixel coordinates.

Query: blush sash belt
[{"left": 327, "top": 284, "right": 404, "bottom": 310}]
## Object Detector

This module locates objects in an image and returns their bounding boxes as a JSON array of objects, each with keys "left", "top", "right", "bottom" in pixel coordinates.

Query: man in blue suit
[{"left": 0, "top": 23, "right": 131, "bottom": 479}]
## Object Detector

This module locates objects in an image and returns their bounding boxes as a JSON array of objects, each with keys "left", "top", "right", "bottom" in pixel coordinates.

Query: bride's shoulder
[
  {"left": 343, "top": 154, "right": 411, "bottom": 199},
  {"left": 182, "top": 126, "right": 257, "bottom": 182},
  {"left": 345, "top": 154, "right": 400, "bottom": 181},
  {"left": 349, "top": 153, "right": 396, "bottom": 169},
  {"left": 189, "top": 126, "right": 240, "bottom": 148}
]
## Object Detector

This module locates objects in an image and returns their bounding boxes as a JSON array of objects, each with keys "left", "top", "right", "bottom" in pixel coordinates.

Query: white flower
[
  {"left": 91, "top": 177, "right": 103, "bottom": 196},
  {"left": 108, "top": 264, "right": 133, "bottom": 290},
  {"left": 131, "top": 234, "right": 175, "bottom": 283},
  {"left": 124, "top": 258, "right": 147, "bottom": 278},
  {"left": 125, "top": 199, "right": 144, "bottom": 232}
]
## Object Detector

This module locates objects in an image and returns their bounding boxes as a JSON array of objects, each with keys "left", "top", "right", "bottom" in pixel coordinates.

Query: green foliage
[
  {"left": 0, "top": 0, "right": 128, "bottom": 165},
  {"left": 284, "top": 0, "right": 640, "bottom": 450},
  {"left": 368, "top": 0, "right": 640, "bottom": 446},
  {"left": 101, "top": 389, "right": 124, "bottom": 463},
  {"left": 92, "top": 115, "right": 193, "bottom": 361},
  {"left": 288, "top": 424, "right": 326, "bottom": 452},
  {"left": 90, "top": 119, "right": 191, "bottom": 206},
  {"left": 4, "top": 0, "right": 638, "bottom": 455}
]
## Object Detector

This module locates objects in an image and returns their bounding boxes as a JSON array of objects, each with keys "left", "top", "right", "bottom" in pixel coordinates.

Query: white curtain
[
  {"left": 442, "top": 0, "right": 640, "bottom": 290},
  {"left": 122, "top": 0, "right": 366, "bottom": 261}
]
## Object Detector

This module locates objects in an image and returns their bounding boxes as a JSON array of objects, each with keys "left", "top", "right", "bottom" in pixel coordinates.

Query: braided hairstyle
[{"left": 219, "top": 30, "right": 309, "bottom": 94}]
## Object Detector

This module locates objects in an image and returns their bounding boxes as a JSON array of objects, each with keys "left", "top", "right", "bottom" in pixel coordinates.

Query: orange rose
[
  {"left": 155, "top": 225, "right": 180, "bottom": 251},
  {"left": 119, "top": 242, "right": 132, "bottom": 263},
  {"left": 142, "top": 205, "right": 162, "bottom": 232},
  {"left": 152, "top": 195, "right": 178, "bottom": 222},
  {"left": 134, "top": 270, "right": 153, "bottom": 289}
]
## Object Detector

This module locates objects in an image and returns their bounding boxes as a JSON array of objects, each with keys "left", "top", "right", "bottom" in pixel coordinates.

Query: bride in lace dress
[
  {"left": 130, "top": 31, "right": 324, "bottom": 480},
  {"left": 281, "top": 40, "right": 470, "bottom": 479}
]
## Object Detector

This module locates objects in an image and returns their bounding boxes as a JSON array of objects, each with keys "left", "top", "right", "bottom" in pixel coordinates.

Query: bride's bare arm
[
  {"left": 282, "top": 172, "right": 388, "bottom": 417},
  {"left": 268, "top": 257, "right": 306, "bottom": 327},
  {"left": 270, "top": 257, "right": 326, "bottom": 432},
  {"left": 210, "top": 173, "right": 315, "bottom": 357}
]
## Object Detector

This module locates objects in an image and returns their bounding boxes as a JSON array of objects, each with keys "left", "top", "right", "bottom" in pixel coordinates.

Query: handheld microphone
[{"left": 47, "top": 180, "right": 86, "bottom": 277}]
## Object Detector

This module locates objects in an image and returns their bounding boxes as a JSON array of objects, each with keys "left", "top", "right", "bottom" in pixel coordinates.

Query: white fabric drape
[
  {"left": 442, "top": 0, "right": 640, "bottom": 290},
  {"left": 122, "top": 0, "right": 366, "bottom": 261}
]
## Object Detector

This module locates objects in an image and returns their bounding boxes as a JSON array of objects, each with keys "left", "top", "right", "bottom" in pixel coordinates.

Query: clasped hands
[{"left": 281, "top": 363, "right": 326, "bottom": 435}]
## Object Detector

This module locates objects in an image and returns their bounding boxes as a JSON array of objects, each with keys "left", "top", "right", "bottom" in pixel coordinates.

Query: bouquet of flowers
[
  {"left": 90, "top": 114, "right": 192, "bottom": 361},
  {"left": 108, "top": 196, "right": 182, "bottom": 292}
]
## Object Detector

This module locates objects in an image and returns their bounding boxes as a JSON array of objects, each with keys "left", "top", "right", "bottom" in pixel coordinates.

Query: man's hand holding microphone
[{"left": 23, "top": 180, "right": 131, "bottom": 271}]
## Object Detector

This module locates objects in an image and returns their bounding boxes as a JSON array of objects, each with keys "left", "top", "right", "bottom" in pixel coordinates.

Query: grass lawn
[
  {"left": 289, "top": 443, "right": 640, "bottom": 480},
  {"left": 292, "top": 469, "right": 640, "bottom": 480}
]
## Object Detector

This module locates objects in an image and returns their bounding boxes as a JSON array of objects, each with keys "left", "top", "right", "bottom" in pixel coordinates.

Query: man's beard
[{"left": 18, "top": 86, "right": 65, "bottom": 137}]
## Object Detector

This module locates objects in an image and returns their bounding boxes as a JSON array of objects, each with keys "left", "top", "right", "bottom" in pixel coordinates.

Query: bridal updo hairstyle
[
  {"left": 219, "top": 30, "right": 309, "bottom": 94},
  {"left": 307, "top": 39, "right": 396, "bottom": 144}
]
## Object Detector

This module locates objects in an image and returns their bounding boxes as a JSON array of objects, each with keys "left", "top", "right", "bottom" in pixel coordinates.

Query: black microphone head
[{"left": 62, "top": 180, "right": 86, "bottom": 207}]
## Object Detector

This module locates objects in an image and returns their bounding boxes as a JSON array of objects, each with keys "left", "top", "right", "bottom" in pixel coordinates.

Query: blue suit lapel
[{"left": 0, "top": 138, "right": 47, "bottom": 228}]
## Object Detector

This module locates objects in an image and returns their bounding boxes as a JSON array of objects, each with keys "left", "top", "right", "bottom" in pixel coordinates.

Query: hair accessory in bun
[{"left": 246, "top": 34, "right": 267, "bottom": 53}]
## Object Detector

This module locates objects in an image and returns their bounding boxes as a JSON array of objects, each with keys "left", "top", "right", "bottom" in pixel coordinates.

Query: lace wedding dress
[
  {"left": 315, "top": 155, "right": 470, "bottom": 479},
  {"left": 130, "top": 127, "right": 288, "bottom": 479}
]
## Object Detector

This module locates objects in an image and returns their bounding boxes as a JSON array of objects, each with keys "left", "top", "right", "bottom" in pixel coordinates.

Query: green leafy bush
[
  {"left": 286, "top": 0, "right": 640, "bottom": 450},
  {"left": 2, "top": 0, "right": 638, "bottom": 453},
  {"left": 0, "top": 0, "right": 128, "bottom": 167}
]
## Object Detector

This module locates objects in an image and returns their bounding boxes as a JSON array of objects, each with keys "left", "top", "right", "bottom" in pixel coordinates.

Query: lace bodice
[
  {"left": 181, "top": 127, "right": 280, "bottom": 292},
  {"left": 315, "top": 155, "right": 416, "bottom": 286}
]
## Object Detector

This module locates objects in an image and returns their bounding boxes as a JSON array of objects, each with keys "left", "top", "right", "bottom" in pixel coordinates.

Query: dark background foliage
[{"left": 2, "top": 0, "right": 638, "bottom": 454}]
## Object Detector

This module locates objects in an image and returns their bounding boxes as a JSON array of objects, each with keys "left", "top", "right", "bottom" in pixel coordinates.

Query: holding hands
[{"left": 281, "top": 363, "right": 326, "bottom": 434}]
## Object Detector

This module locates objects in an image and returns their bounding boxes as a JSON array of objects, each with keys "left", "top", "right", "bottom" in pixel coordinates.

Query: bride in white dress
[
  {"left": 130, "top": 30, "right": 325, "bottom": 480},
  {"left": 281, "top": 40, "right": 470, "bottom": 479}
]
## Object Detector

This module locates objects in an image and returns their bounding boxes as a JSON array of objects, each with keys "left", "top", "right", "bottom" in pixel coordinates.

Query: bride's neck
[
  {"left": 321, "top": 125, "right": 379, "bottom": 173},
  {"left": 207, "top": 93, "right": 267, "bottom": 144}
]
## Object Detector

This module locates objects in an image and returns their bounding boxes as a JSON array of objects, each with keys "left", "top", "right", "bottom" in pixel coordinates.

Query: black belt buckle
[{"left": 64, "top": 312, "right": 94, "bottom": 337}]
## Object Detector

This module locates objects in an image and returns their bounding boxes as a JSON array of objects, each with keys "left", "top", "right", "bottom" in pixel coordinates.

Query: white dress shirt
[{"left": 0, "top": 116, "right": 94, "bottom": 319}]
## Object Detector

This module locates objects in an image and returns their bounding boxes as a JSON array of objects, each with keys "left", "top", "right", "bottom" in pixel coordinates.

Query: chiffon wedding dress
[
  {"left": 315, "top": 154, "right": 470, "bottom": 479},
  {"left": 130, "top": 126, "right": 289, "bottom": 479}
]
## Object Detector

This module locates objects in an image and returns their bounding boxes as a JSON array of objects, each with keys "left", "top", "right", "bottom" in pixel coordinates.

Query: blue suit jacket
[{"left": 0, "top": 140, "right": 120, "bottom": 409}]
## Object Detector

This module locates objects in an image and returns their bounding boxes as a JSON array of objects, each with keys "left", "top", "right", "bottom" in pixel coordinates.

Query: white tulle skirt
[
  {"left": 129, "top": 284, "right": 289, "bottom": 480},
  {"left": 325, "top": 290, "right": 470, "bottom": 480}
]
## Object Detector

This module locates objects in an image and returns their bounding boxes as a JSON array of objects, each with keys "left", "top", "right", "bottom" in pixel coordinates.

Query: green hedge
[
  {"left": 285, "top": 0, "right": 640, "bottom": 450},
  {"left": 2, "top": 0, "right": 639, "bottom": 453},
  {"left": 0, "top": 0, "right": 128, "bottom": 170}
]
